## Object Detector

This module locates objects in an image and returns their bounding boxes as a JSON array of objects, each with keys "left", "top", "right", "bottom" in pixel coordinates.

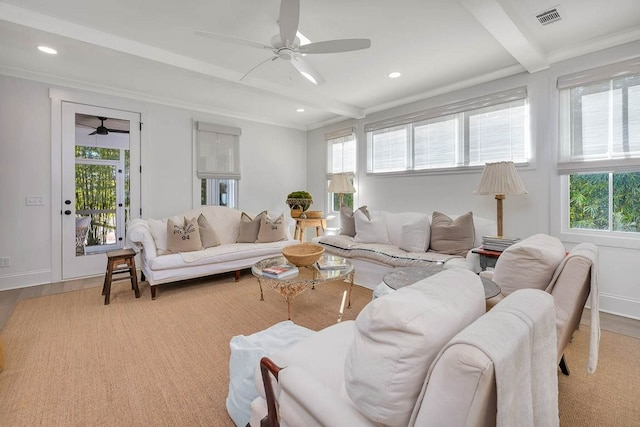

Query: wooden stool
[{"left": 102, "top": 248, "right": 140, "bottom": 305}]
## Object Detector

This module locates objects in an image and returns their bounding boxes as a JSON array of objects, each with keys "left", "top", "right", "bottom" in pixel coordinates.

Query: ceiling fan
[
  {"left": 195, "top": 0, "right": 371, "bottom": 85},
  {"left": 89, "top": 117, "right": 130, "bottom": 136}
]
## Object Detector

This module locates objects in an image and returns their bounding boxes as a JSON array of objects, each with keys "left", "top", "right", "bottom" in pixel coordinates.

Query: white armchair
[{"left": 250, "top": 270, "right": 559, "bottom": 427}]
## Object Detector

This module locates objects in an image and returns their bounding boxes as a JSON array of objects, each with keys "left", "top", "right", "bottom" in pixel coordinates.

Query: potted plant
[{"left": 286, "top": 191, "right": 313, "bottom": 218}]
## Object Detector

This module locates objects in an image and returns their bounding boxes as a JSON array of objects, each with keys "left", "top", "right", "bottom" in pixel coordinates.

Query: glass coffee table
[
  {"left": 252, "top": 254, "right": 355, "bottom": 320},
  {"left": 383, "top": 264, "right": 501, "bottom": 299}
]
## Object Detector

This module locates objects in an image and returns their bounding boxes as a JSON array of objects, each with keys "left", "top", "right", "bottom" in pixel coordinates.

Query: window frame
[{"left": 556, "top": 57, "right": 640, "bottom": 248}]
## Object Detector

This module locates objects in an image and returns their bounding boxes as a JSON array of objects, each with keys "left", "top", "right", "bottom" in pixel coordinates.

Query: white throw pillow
[
  {"left": 399, "top": 217, "right": 430, "bottom": 252},
  {"left": 384, "top": 212, "right": 430, "bottom": 250},
  {"left": 148, "top": 218, "right": 169, "bottom": 255},
  {"left": 344, "top": 269, "right": 485, "bottom": 427},
  {"left": 492, "top": 233, "right": 566, "bottom": 296},
  {"left": 354, "top": 209, "right": 389, "bottom": 244}
]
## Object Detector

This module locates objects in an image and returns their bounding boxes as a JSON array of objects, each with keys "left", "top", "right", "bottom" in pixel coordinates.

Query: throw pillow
[
  {"left": 148, "top": 218, "right": 169, "bottom": 255},
  {"left": 166, "top": 217, "right": 202, "bottom": 253},
  {"left": 492, "top": 233, "right": 566, "bottom": 296},
  {"left": 256, "top": 214, "right": 288, "bottom": 243},
  {"left": 198, "top": 213, "right": 221, "bottom": 248},
  {"left": 429, "top": 211, "right": 475, "bottom": 256},
  {"left": 236, "top": 211, "right": 266, "bottom": 243},
  {"left": 344, "top": 269, "right": 485, "bottom": 427},
  {"left": 354, "top": 209, "right": 389, "bottom": 244},
  {"left": 340, "top": 206, "right": 369, "bottom": 237},
  {"left": 399, "top": 217, "right": 430, "bottom": 252}
]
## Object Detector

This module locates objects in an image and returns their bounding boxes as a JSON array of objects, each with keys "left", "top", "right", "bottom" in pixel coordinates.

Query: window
[
  {"left": 326, "top": 128, "right": 356, "bottom": 211},
  {"left": 196, "top": 121, "right": 241, "bottom": 209},
  {"left": 558, "top": 58, "right": 640, "bottom": 235},
  {"left": 365, "top": 87, "right": 529, "bottom": 174}
]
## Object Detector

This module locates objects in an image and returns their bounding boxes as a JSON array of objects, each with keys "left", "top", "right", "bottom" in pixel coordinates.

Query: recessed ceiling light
[
  {"left": 296, "top": 108, "right": 305, "bottom": 113},
  {"left": 388, "top": 72, "right": 402, "bottom": 79},
  {"left": 37, "top": 46, "right": 57, "bottom": 55}
]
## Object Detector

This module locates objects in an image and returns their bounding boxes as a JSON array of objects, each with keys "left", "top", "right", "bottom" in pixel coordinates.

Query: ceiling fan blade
[
  {"left": 291, "top": 56, "right": 325, "bottom": 85},
  {"left": 107, "top": 129, "right": 130, "bottom": 134},
  {"left": 279, "top": 0, "right": 300, "bottom": 47},
  {"left": 194, "top": 30, "right": 271, "bottom": 50},
  {"left": 240, "top": 55, "right": 279, "bottom": 81},
  {"left": 88, "top": 131, "right": 97, "bottom": 136},
  {"left": 299, "top": 39, "right": 371, "bottom": 54}
]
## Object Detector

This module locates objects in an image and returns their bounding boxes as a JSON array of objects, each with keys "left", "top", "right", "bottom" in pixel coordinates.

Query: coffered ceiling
[{"left": 1, "top": 0, "right": 639, "bottom": 130}]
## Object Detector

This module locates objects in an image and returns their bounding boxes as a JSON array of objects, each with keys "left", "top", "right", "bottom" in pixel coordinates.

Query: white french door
[{"left": 61, "top": 102, "right": 141, "bottom": 279}]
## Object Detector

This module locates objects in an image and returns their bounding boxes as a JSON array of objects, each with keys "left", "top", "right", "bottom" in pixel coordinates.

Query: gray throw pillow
[
  {"left": 167, "top": 216, "right": 202, "bottom": 253},
  {"left": 198, "top": 214, "right": 221, "bottom": 248},
  {"left": 429, "top": 211, "right": 475, "bottom": 256},
  {"left": 237, "top": 211, "right": 266, "bottom": 243},
  {"left": 340, "top": 206, "right": 369, "bottom": 237},
  {"left": 256, "top": 214, "right": 288, "bottom": 243}
]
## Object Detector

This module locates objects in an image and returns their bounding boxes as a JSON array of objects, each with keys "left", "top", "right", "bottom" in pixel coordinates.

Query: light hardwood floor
[{"left": 1, "top": 277, "right": 639, "bottom": 339}]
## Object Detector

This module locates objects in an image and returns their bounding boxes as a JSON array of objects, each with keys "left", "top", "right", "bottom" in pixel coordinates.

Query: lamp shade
[
  {"left": 328, "top": 173, "right": 356, "bottom": 194},
  {"left": 474, "top": 161, "right": 527, "bottom": 195}
]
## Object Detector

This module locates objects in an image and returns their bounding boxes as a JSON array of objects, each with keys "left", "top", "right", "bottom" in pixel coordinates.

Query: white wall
[
  {"left": 307, "top": 40, "right": 640, "bottom": 320},
  {"left": 0, "top": 75, "right": 307, "bottom": 290}
]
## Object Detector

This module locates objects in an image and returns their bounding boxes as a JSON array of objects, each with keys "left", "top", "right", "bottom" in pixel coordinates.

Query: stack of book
[
  {"left": 262, "top": 264, "right": 299, "bottom": 278},
  {"left": 481, "top": 236, "right": 520, "bottom": 252}
]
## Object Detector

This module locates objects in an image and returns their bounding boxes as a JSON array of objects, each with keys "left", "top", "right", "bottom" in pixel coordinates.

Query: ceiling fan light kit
[{"left": 196, "top": 0, "right": 371, "bottom": 84}]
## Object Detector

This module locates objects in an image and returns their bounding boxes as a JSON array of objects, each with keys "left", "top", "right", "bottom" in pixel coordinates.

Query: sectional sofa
[{"left": 315, "top": 207, "right": 496, "bottom": 289}]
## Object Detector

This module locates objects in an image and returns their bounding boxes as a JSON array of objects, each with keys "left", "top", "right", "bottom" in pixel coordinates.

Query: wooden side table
[
  {"left": 293, "top": 217, "right": 327, "bottom": 243},
  {"left": 471, "top": 248, "right": 502, "bottom": 270}
]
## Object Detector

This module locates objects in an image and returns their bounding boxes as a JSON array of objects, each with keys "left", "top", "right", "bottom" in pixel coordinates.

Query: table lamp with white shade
[
  {"left": 474, "top": 161, "right": 527, "bottom": 238},
  {"left": 328, "top": 173, "right": 356, "bottom": 209}
]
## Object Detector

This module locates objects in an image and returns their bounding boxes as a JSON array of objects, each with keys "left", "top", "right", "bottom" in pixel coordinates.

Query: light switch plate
[{"left": 26, "top": 196, "right": 45, "bottom": 206}]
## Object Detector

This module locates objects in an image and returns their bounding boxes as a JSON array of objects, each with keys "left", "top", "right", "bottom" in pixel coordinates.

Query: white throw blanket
[
  {"left": 545, "top": 243, "right": 600, "bottom": 373},
  {"left": 435, "top": 289, "right": 559, "bottom": 427}
]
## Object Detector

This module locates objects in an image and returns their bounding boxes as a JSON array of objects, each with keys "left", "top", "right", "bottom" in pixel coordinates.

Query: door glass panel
[{"left": 75, "top": 162, "right": 119, "bottom": 255}]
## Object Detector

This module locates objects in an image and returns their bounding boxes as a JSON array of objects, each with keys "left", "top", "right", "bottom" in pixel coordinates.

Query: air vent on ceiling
[{"left": 536, "top": 8, "right": 562, "bottom": 25}]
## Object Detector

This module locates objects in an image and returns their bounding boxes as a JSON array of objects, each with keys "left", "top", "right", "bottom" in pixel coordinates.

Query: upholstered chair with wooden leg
[{"left": 481, "top": 234, "right": 599, "bottom": 374}]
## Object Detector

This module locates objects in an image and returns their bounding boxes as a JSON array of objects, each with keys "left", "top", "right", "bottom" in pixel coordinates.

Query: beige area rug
[{"left": 0, "top": 272, "right": 639, "bottom": 426}]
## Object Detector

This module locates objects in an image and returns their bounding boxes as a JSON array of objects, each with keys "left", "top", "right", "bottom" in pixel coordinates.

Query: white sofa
[
  {"left": 315, "top": 208, "right": 496, "bottom": 289},
  {"left": 250, "top": 270, "right": 559, "bottom": 426},
  {"left": 127, "top": 206, "right": 298, "bottom": 299}
]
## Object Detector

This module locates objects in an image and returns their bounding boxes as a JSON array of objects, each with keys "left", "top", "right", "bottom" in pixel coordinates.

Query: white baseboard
[
  {"left": 0, "top": 269, "right": 52, "bottom": 292},
  {"left": 593, "top": 292, "right": 640, "bottom": 321}
]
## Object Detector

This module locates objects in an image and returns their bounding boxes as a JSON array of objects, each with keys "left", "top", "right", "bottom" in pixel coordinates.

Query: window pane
[
  {"left": 468, "top": 100, "right": 527, "bottom": 166},
  {"left": 76, "top": 146, "right": 120, "bottom": 160},
  {"left": 628, "top": 85, "right": 640, "bottom": 154},
  {"left": 569, "top": 173, "right": 609, "bottom": 230},
  {"left": 330, "top": 135, "right": 356, "bottom": 173},
  {"left": 371, "top": 126, "right": 408, "bottom": 172},
  {"left": 580, "top": 88, "right": 623, "bottom": 157},
  {"left": 612, "top": 172, "right": 640, "bottom": 232},
  {"left": 414, "top": 116, "right": 457, "bottom": 169}
]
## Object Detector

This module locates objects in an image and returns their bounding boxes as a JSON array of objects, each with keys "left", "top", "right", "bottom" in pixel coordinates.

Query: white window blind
[
  {"left": 326, "top": 128, "right": 356, "bottom": 174},
  {"left": 558, "top": 58, "right": 640, "bottom": 174},
  {"left": 365, "top": 87, "right": 529, "bottom": 173},
  {"left": 196, "top": 122, "right": 241, "bottom": 179}
]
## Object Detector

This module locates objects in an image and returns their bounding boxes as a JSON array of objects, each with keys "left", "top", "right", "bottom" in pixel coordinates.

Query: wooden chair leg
[
  {"left": 559, "top": 354, "right": 570, "bottom": 376},
  {"left": 260, "top": 357, "right": 282, "bottom": 427},
  {"left": 129, "top": 258, "right": 140, "bottom": 298}
]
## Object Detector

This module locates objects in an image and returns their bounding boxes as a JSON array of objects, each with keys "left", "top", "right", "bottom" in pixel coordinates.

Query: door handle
[{"left": 64, "top": 210, "right": 72, "bottom": 215}]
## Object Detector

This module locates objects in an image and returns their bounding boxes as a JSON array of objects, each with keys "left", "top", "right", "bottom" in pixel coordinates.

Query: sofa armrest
[
  {"left": 127, "top": 219, "right": 158, "bottom": 261},
  {"left": 278, "top": 365, "right": 372, "bottom": 426}
]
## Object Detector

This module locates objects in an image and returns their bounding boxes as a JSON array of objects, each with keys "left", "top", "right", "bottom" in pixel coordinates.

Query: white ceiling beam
[
  {"left": 0, "top": 3, "right": 364, "bottom": 119},
  {"left": 459, "top": 0, "right": 550, "bottom": 73}
]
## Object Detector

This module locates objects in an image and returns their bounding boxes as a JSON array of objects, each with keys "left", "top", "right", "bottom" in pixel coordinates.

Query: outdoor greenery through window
[
  {"left": 326, "top": 129, "right": 356, "bottom": 211},
  {"left": 558, "top": 58, "right": 640, "bottom": 235},
  {"left": 75, "top": 145, "right": 129, "bottom": 248},
  {"left": 365, "top": 87, "right": 530, "bottom": 173}
]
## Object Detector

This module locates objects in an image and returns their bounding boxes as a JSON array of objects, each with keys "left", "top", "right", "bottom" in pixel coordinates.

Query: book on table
[
  {"left": 481, "top": 236, "right": 521, "bottom": 252},
  {"left": 316, "top": 258, "right": 349, "bottom": 270},
  {"left": 262, "top": 264, "right": 299, "bottom": 278}
]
